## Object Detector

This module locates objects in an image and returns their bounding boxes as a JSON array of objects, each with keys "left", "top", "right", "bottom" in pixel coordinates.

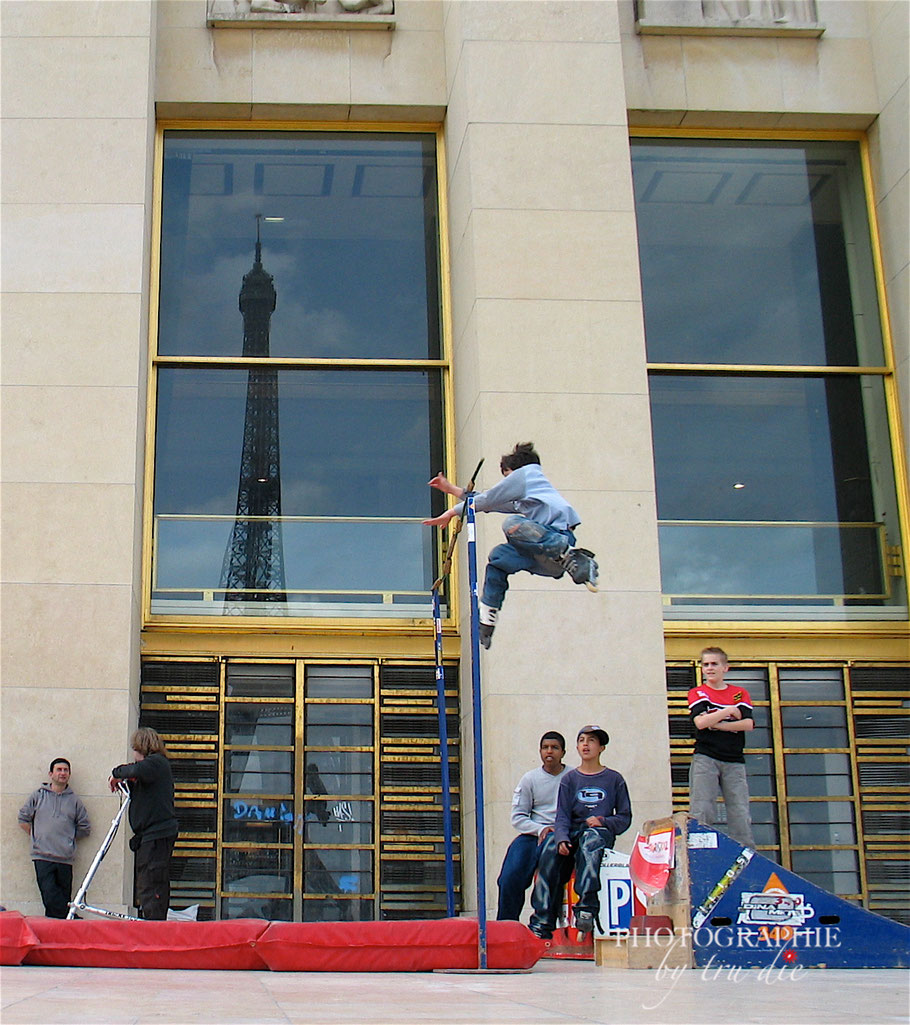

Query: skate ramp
[{"left": 686, "top": 821, "right": 910, "bottom": 969}]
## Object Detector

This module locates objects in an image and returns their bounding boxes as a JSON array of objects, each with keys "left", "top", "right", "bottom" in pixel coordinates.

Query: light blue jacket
[{"left": 453, "top": 464, "right": 580, "bottom": 531}]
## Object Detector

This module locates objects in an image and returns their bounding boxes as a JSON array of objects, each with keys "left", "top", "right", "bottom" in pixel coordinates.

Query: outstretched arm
[
  {"left": 427, "top": 473, "right": 465, "bottom": 499},
  {"left": 422, "top": 507, "right": 461, "bottom": 528},
  {"left": 424, "top": 473, "right": 467, "bottom": 527}
]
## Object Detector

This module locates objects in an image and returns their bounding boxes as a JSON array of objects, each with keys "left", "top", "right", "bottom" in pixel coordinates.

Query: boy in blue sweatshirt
[
  {"left": 423, "top": 442, "right": 598, "bottom": 648},
  {"left": 529, "top": 726, "right": 632, "bottom": 939}
]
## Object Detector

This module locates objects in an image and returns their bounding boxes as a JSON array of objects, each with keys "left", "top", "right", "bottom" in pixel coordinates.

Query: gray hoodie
[{"left": 18, "top": 784, "right": 91, "bottom": 864}]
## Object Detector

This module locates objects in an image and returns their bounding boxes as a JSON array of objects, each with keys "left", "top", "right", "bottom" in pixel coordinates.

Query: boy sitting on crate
[{"left": 529, "top": 726, "right": 632, "bottom": 939}]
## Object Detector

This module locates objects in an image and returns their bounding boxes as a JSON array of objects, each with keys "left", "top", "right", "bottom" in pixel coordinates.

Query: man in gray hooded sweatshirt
[{"left": 18, "top": 758, "right": 91, "bottom": 918}]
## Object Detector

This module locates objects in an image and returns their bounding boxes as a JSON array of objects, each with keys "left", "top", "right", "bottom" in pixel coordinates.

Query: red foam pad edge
[
  {"left": 256, "top": 918, "right": 544, "bottom": 972},
  {"left": 24, "top": 918, "right": 269, "bottom": 970},
  {"left": 0, "top": 911, "right": 38, "bottom": 965}
]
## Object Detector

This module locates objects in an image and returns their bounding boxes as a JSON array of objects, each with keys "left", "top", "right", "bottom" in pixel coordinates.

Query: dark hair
[
  {"left": 540, "top": 731, "right": 566, "bottom": 751},
  {"left": 49, "top": 758, "right": 71, "bottom": 773},
  {"left": 130, "top": 727, "right": 168, "bottom": 757},
  {"left": 500, "top": 442, "right": 540, "bottom": 474}
]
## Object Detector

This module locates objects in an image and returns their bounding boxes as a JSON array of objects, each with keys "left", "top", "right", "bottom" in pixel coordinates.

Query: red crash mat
[
  {"left": 12, "top": 917, "right": 542, "bottom": 972},
  {"left": 24, "top": 918, "right": 268, "bottom": 970},
  {"left": 0, "top": 911, "right": 38, "bottom": 965},
  {"left": 255, "top": 918, "right": 544, "bottom": 971}
]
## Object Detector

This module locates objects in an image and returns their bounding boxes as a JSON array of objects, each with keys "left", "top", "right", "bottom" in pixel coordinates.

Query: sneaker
[
  {"left": 478, "top": 603, "right": 499, "bottom": 649},
  {"left": 574, "top": 910, "right": 595, "bottom": 936},
  {"left": 563, "top": 548, "right": 599, "bottom": 592},
  {"left": 529, "top": 924, "right": 552, "bottom": 941}
]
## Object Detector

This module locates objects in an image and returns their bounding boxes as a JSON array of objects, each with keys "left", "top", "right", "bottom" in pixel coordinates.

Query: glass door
[{"left": 218, "top": 661, "right": 377, "bottom": 921}]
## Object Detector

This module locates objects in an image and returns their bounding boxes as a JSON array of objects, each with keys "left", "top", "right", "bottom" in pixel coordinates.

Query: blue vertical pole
[
  {"left": 432, "top": 585, "right": 456, "bottom": 918},
  {"left": 465, "top": 493, "right": 487, "bottom": 969}
]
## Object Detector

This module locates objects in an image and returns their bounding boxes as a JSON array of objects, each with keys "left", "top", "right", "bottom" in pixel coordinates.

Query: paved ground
[{"left": 1, "top": 960, "right": 908, "bottom": 1025}]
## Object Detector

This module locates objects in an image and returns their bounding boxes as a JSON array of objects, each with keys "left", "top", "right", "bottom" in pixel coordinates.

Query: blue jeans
[
  {"left": 481, "top": 516, "right": 575, "bottom": 610},
  {"left": 496, "top": 833, "right": 544, "bottom": 921},
  {"left": 529, "top": 827, "right": 614, "bottom": 935}
]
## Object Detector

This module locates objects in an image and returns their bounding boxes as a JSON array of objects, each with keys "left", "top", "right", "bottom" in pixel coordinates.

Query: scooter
[{"left": 67, "top": 781, "right": 142, "bottom": 921}]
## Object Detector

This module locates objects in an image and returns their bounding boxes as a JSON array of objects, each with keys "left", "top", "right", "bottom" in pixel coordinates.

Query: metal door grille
[{"left": 139, "top": 657, "right": 461, "bottom": 921}]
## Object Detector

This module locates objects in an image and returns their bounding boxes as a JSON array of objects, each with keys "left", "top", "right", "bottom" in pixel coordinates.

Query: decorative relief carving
[
  {"left": 635, "top": 0, "right": 823, "bottom": 36},
  {"left": 208, "top": 0, "right": 394, "bottom": 29}
]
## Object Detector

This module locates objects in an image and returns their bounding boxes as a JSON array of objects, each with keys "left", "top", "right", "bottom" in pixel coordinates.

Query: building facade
[{"left": 2, "top": 0, "right": 907, "bottom": 924}]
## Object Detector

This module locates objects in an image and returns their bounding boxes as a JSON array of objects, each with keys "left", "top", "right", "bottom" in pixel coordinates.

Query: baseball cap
[{"left": 577, "top": 725, "right": 609, "bottom": 746}]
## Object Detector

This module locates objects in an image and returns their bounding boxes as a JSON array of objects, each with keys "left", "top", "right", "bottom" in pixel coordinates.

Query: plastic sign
[
  {"left": 629, "top": 825, "right": 675, "bottom": 896},
  {"left": 597, "top": 850, "right": 647, "bottom": 935}
]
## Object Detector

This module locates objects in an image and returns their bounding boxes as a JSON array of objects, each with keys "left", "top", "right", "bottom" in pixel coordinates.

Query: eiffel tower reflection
[{"left": 221, "top": 215, "right": 287, "bottom": 612}]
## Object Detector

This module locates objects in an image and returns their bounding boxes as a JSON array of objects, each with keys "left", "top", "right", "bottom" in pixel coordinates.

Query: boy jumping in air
[
  {"left": 529, "top": 725, "right": 632, "bottom": 939},
  {"left": 423, "top": 442, "right": 598, "bottom": 648}
]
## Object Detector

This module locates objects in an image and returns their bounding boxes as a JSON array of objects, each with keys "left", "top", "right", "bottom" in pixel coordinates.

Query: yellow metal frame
[
  {"left": 142, "top": 652, "right": 463, "bottom": 921},
  {"left": 631, "top": 127, "right": 909, "bottom": 650},
  {"left": 141, "top": 120, "right": 459, "bottom": 638}
]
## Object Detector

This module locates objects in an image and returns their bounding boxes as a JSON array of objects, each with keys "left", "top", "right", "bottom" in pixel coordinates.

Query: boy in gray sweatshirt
[
  {"left": 18, "top": 758, "right": 91, "bottom": 918},
  {"left": 496, "top": 731, "right": 567, "bottom": 920},
  {"left": 424, "top": 442, "right": 598, "bottom": 648}
]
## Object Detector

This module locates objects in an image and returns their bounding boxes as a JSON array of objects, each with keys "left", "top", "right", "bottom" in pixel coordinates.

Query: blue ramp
[{"left": 686, "top": 822, "right": 910, "bottom": 968}]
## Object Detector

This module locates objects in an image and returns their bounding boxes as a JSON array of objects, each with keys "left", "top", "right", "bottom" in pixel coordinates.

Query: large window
[
  {"left": 632, "top": 138, "right": 905, "bottom": 620},
  {"left": 149, "top": 131, "right": 447, "bottom": 620}
]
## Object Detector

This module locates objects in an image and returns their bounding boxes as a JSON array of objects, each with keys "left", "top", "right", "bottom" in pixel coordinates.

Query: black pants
[
  {"left": 34, "top": 860, "right": 73, "bottom": 918},
  {"left": 135, "top": 836, "right": 176, "bottom": 920}
]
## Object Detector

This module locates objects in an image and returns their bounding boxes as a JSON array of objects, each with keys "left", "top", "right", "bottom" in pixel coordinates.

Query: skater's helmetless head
[{"left": 500, "top": 442, "right": 540, "bottom": 475}]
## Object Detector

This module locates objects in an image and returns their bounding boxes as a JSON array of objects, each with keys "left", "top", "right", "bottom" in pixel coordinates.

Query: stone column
[
  {"left": 1, "top": 0, "right": 157, "bottom": 913},
  {"left": 442, "top": 0, "right": 669, "bottom": 917},
  {"left": 867, "top": 0, "right": 909, "bottom": 458}
]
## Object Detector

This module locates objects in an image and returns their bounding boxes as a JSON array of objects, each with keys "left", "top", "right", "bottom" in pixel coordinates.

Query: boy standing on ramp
[
  {"left": 423, "top": 442, "right": 598, "bottom": 648},
  {"left": 687, "top": 646, "right": 756, "bottom": 848}
]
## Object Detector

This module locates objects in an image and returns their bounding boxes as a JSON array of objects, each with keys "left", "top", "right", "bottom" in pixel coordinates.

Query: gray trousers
[{"left": 689, "top": 753, "right": 756, "bottom": 848}]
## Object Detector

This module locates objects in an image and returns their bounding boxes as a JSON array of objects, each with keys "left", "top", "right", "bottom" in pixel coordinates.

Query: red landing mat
[
  {"left": 256, "top": 919, "right": 543, "bottom": 972},
  {"left": 5, "top": 915, "right": 544, "bottom": 973},
  {"left": 0, "top": 912, "right": 38, "bottom": 965},
  {"left": 23, "top": 917, "right": 268, "bottom": 970}
]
